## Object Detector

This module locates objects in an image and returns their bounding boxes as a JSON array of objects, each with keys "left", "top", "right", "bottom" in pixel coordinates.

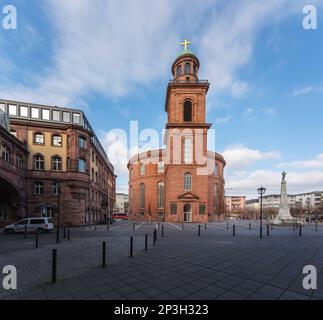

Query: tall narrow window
[
  {"left": 34, "top": 154, "right": 45, "bottom": 170},
  {"left": 16, "top": 154, "right": 23, "bottom": 168},
  {"left": 184, "top": 101, "right": 192, "bottom": 122},
  {"left": 193, "top": 64, "right": 197, "bottom": 76},
  {"left": 140, "top": 164, "right": 145, "bottom": 176},
  {"left": 214, "top": 163, "right": 219, "bottom": 176},
  {"left": 140, "top": 183, "right": 145, "bottom": 209},
  {"left": 34, "top": 182, "right": 44, "bottom": 195},
  {"left": 2, "top": 145, "right": 10, "bottom": 162},
  {"left": 177, "top": 65, "right": 182, "bottom": 77},
  {"left": 185, "top": 62, "right": 191, "bottom": 75},
  {"left": 157, "top": 182, "right": 164, "bottom": 209},
  {"left": 214, "top": 184, "right": 218, "bottom": 210},
  {"left": 184, "top": 173, "right": 192, "bottom": 190},
  {"left": 78, "top": 136, "right": 86, "bottom": 148},
  {"left": 184, "top": 137, "right": 193, "bottom": 164},
  {"left": 78, "top": 158, "right": 86, "bottom": 173},
  {"left": 52, "top": 156, "right": 62, "bottom": 171},
  {"left": 52, "top": 182, "right": 61, "bottom": 196}
]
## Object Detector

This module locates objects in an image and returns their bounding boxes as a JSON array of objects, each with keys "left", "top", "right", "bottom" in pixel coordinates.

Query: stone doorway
[{"left": 183, "top": 203, "right": 192, "bottom": 222}]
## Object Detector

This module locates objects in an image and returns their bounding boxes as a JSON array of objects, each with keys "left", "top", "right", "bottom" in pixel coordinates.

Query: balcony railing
[{"left": 169, "top": 79, "right": 209, "bottom": 85}]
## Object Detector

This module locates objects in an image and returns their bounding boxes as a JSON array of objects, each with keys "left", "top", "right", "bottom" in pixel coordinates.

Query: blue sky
[{"left": 1, "top": 0, "right": 323, "bottom": 198}]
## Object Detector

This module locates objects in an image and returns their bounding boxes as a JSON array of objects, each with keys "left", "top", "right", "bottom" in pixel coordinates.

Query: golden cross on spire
[{"left": 180, "top": 39, "right": 191, "bottom": 51}]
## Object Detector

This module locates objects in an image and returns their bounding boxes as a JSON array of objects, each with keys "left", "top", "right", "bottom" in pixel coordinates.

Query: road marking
[
  {"left": 135, "top": 222, "right": 146, "bottom": 230},
  {"left": 168, "top": 223, "right": 182, "bottom": 231}
]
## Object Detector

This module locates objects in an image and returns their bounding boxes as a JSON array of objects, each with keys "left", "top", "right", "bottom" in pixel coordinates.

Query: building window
[
  {"left": 63, "top": 112, "right": 71, "bottom": 123},
  {"left": 34, "top": 182, "right": 44, "bottom": 195},
  {"left": 34, "top": 154, "right": 45, "bottom": 170},
  {"left": 185, "top": 62, "right": 191, "bottom": 75},
  {"left": 177, "top": 65, "right": 182, "bottom": 77},
  {"left": 193, "top": 64, "right": 197, "bottom": 76},
  {"left": 184, "top": 137, "right": 193, "bottom": 164},
  {"left": 52, "top": 156, "right": 62, "bottom": 171},
  {"left": 184, "top": 101, "right": 192, "bottom": 122},
  {"left": 91, "top": 168, "right": 95, "bottom": 181},
  {"left": 8, "top": 104, "right": 17, "bottom": 116},
  {"left": 140, "top": 183, "right": 145, "bottom": 209},
  {"left": 171, "top": 204, "right": 177, "bottom": 215},
  {"left": 52, "top": 182, "right": 61, "bottom": 196},
  {"left": 52, "top": 135, "right": 62, "bottom": 147},
  {"left": 157, "top": 162, "right": 164, "bottom": 173},
  {"left": 31, "top": 108, "right": 39, "bottom": 119},
  {"left": 52, "top": 110, "right": 60, "bottom": 121},
  {"left": 1, "top": 145, "right": 10, "bottom": 162},
  {"left": 140, "top": 164, "right": 145, "bottom": 176},
  {"left": 42, "top": 109, "right": 50, "bottom": 120},
  {"left": 78, "top": 158, "right": 86, "bottom": 173},
  {"left": 19, "top": 106, "right": 28, "bottom": 117},
  {"left": 16, "top": 154, "right": 23, "bottom": 168},
  {"left": 73, "top": 113, "right": 81, "bottom": 124},
  {"left": 0, "top": 103, "right": 5, "bottom": 113},
  {"left": 10, "top": 130, "right": 17, "bottom": 137},
  {"left": 34, "top": 133, "right": 45, "bottom": 145},
  {"left": 78, "top": 136, "right": 86, "bottom": 148},
  {"left": 199, "top": 204, "right": 206, "bottom": 215},
  {"left": 214, "top": 163, "right": 219, "bottom": 176},
  {"left": 184, "top": 173, "right": 192, "bottom": 191},
  {"left": 214, "top": 184, "right": 218, "bottom": 210},
  {"left": 157, "top": 182, "right": 164, "bottom": 209}
]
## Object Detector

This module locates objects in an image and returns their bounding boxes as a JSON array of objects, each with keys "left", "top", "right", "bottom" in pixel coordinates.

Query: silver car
[{"left": 4, "top": 218, "right": 54, "bottom": 234}]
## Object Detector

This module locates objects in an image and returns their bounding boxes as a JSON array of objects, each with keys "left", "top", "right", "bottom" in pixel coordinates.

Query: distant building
[
  {"left": 114, "top": 193, "right": 129, "bottom": 214},
  {"left": 225, "top": 196, "right": 246, "bottom": 212},
  {"left": 246, "top": 199, "right": 260, "bottom": 211}
]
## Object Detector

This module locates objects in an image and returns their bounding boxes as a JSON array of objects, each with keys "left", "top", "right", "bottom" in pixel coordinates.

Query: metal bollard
[
  {"left": 198, "top": 225, "right": 201, "bottom": 236},
  {"left": 102, "top": 242, "right": 106, "bottom": 267},
  {"left": 267, "top": 225, "right": 270, "bottom": 236},
  {"left": 153, "top": 231, "right": 156, "bottom": 246},
  {"left": 52, "top": 249, "right": 57, "bottom": 284},
  {"left": 68, "top": 229, "right": 70, "bottom": 241},
  {"left": 162, "top": 225, "right": 164, "bottom": 237},
  {"left": 249, "top": 223, "right": 251, "bottom": 231},
  {"left": 233, "top": 225, "right": 236, "bottom": 236},
  {"left": 205, "top": 223, "right": 207, "bottom": 230},
  {"left": 315, "top": 223, "right": 318, "bottom": 232},
  {"left": 56, "top": 228, "right": 59, "bottom": 244},
  {"left": 133, "top": 223, "right": 135, "bottom": 231},
  {"left": 299, "top": 225, "right": 302, "bottom": 237},
  {"left": 154, "top": 229, "right": 157, "bottom": 242},
  {"left": 145, "top": 234, "right": 148, "bottom": 251},
  {"left": 130, "top": 237, "right": 133, "bottom": 257},
  {"left": 35, "top": 232, "right": 39, "bottom": 249}
]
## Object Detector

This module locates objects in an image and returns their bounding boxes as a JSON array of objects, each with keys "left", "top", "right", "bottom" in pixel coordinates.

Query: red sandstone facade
[{"left": 128, "top": 49, "right": 226, "bottom": 223}]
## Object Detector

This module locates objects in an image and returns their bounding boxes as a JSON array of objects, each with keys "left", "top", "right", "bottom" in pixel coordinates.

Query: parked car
[{"left": 4, "top": 218, "right": 54, "bottom": 234}]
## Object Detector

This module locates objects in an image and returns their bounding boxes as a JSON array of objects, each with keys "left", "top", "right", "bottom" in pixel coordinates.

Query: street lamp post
[
  {"left": 55, "top": 180, "right": 62, "bottom": 244},
  {"left": 257, "top": 187, "right": 266, "bottom": 239}
]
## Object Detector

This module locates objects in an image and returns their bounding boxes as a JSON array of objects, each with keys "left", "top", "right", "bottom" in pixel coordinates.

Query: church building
[{"left": 128, "top": 42, "right": 226, "bottom": 223}]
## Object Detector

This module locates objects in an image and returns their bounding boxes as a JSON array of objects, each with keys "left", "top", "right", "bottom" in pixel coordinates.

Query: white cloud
[
  {"left": 278, "top": 153, "right": 323, "bottom": 170},
  {"left": 0, "top": 0, "right": 307, "bottom": 105},
  {"left": 225, "top": 170, "right": 323, "bottom": 199},
  {"left": 292, "top": 84, "right": 323, "bottom": 97},
  {"left": 215, "top": 115, "right": 231, "bottom": 124},
  {"left": 222, "top": 145, "right": 281, "bottom": 169}
]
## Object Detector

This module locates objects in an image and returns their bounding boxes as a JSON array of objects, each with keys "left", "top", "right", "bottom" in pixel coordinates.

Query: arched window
[
  {"left": 193, "top": 64, "right": 197, "bottom": 76},
  {"left": 16, "top": 154, "right": 23, "bottom": 168},
  {"left": 78, "top": 158, "right": 86, "bottom": 173},
  {"left": 157, "top": 182, "right": 164, "bottom": 209},
  {"left": 52, "top": 156, "right": 62, "bottom": 171},
  {"left": 52, "top": 134, "right": 62, "bottom": 147},
  {"left": 34, "top": 154, "right": 45, "bottom": 170},
  {"left": 184, "top": 101, "right": 192, "bottom": 122},
  {"left": 140, "top": 164, "right": 145, "bottom": 176},
  {"left": 34, "top": 132, "right": 45, "bottom": 145},
  {"left": 184, "top": 173, "right": 192, "bottom": 190},
  {"left": 52, "top": 182, "right": 61, "bottom": 196},
  {"left": 184, "top": 137, "right": 193, "bottom": 164},
  {"left": 140, "top": 183, "right": 145, "bottom": 209},
  {"left": 34, "top": 182, "right": 44, "bottom": 195},
  {"left": 214, "top": 184, "right": 218, "bottom": 210},
  {"left": 185, "top": 62, "right": 191, "bottom": 75},
  {"left": 214, "top": 163, "right": 219, "bottom": 176},
  {"left": 176, "top": 65, "right": 182, "bottom": 77},
  {"left": 1, "top": 145, "right": 10, "bottom": 162}
]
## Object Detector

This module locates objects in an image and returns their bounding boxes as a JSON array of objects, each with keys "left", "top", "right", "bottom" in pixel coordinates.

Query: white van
[{"left": 4, "top": 218, "right": 54, "bottom": 234}]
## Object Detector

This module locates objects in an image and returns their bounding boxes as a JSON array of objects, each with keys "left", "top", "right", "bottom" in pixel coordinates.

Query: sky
[{"left": 1, "top": 0, "right": 323, "bottom": 199}]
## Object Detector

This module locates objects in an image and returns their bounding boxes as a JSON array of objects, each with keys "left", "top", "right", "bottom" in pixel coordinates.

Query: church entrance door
[{"left": 183, "top": 204, "right": 192, "bottom": 222}]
